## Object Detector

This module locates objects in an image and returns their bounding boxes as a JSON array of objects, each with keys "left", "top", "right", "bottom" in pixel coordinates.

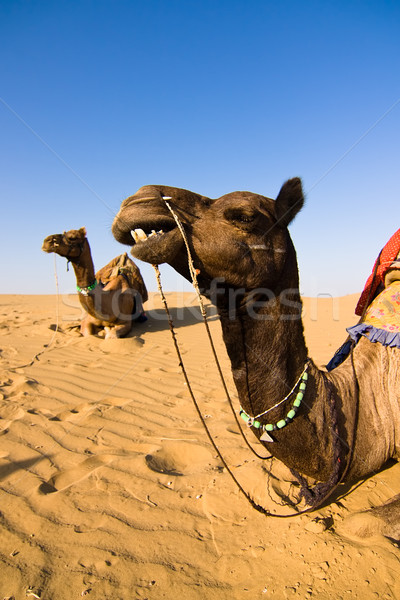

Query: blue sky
[{"left": 1, "top": 0, "right": 399, "bottom": 299}]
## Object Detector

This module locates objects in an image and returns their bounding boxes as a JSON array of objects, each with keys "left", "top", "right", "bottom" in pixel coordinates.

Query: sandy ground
[{"left": 0, "top": 291, "right": 399, "bottom": 600}]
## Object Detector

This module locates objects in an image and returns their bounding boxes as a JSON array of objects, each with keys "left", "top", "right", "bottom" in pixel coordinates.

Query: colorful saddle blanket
[
  {"left": 326, "top": 278, "right": 400, "bottom": 371},
  {"left": 347, "top": 280, "right": 400, "bottom": 348},
  {"left": 326, "top": 230, "right": 400, "bottom": 371},
  {"left": 355, "top": 227, "right": 400, "bottom": 316}
]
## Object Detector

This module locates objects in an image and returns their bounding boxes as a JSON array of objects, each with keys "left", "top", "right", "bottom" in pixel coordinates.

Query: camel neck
[
  {"left": 216, "top": 290, "right": 348, "bottom": 482},
  {"left": 217, "top": 289, "right": 308, "bottom": 420},
  {"left": 69, "top": 241, "right": 96, "bottom": 289}
]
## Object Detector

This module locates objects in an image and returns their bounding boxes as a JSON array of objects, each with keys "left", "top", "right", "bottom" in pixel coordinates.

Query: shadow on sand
[{"left": 127, "top": 303, "right": 219, "bottom": 335}]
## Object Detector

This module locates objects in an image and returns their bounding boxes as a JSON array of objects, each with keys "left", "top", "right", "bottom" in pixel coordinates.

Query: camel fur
[
  {"left": 112, "top": 179, "right": 400, "bottom": 537},
  {"left": 42, "top": 227, "right": 148, "bottom": 338}
]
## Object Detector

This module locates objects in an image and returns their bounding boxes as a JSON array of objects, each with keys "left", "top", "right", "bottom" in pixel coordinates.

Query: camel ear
[
  {"left": 79, "top": 227, "right": 87, "bottom": 237},
  {"left": 274, "top": 178, "right": 304, "bottom": 226}
]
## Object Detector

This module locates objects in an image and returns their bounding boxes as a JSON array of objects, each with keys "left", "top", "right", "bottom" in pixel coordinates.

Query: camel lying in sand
[
  {"left": 112, "top": 179, "right": 400, "bottom": 539},
  {"left": 42, "top": 227, "right": 148, "bottom": 338}
]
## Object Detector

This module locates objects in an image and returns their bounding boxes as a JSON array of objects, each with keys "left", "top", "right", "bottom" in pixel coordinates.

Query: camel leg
[
  {"left": 80, "top": 316, "right": 99, "bottom": 337},
  {"left": 104, "top": 321, "right": 132, "bottom": 339},
  {"left": 337, "top": 493, "right": 400, "bottom": 542}
]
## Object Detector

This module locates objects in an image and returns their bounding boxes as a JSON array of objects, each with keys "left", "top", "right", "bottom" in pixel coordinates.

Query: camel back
[{"left": 96, "top": 253, "right": 148, "bottom": 302}]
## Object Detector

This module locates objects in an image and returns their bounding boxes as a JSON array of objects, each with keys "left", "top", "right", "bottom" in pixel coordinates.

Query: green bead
[
  {"left": 293, "top": 398, "right": 302, "bottom": 408},
  {"left": 302, "top": 372, "right": 308, "bottom": 381},
  {"left": 254, "top": 420, "right": 261, "bottom": 429},
  {"left": 240, "top": 412, "right": 248, "bottom": 423},
  {"left": 299, "top": 382, "right": 307, "bottom": 391},
  {"left": 296, "top": 392, "right": 303, "bottom": 400},
  {"left": 276, "top": 419, "right": 286, "bottom": 429},
  {"left": 265, "top": 423, "right": 274, "bottom": 431},
  {"left": 287, "top": 409, "right": 296, "bottom": 420}
]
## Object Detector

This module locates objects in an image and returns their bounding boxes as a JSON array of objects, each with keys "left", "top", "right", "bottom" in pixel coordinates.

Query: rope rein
[
  {"left": 152, "top": 264, "right": 273, "bottom": 514},
  {"left": 153, "top": 262, "right": 348, "bottom": 516},
  {"left": 153, "top": 198, "right": 356, "bottom": 516},
  {"left": 289, "top": 379, "right": 344, "bottom": 506},
  {"left": 163, "top": 199, "right": 271, "bottom": 461}
]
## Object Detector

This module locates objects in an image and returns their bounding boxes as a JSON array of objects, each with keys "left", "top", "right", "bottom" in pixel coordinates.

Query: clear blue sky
[{"left": 1, "top": 0, "right": 399, "bottom": 298}]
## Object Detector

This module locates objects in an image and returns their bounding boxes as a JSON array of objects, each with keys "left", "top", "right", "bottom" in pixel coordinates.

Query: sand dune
[{"left": 0, "top": 292, "right": 399, "bottom": 599}]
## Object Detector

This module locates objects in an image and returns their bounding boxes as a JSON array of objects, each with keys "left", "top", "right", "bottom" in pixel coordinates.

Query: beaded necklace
[
  {"left": 76, "top": 279, "right": 98, "bottom": 296},
  {"left": 239, "top": 360, "right": 310, "bottom": 440}
]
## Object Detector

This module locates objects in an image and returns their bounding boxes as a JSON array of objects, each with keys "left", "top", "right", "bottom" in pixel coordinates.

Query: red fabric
[{"left": 355, "top": 228, "right": 400, "bottom": 316}]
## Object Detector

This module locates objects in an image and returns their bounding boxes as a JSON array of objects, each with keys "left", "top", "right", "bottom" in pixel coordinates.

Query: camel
[
  {"left": 42, "top": 227, "right": 148, "bottom": 338},
  {"left": 112, "top": 179, "right": 400, "bottom": 538}
]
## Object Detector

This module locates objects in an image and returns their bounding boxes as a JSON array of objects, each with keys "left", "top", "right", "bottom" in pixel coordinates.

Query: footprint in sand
[
  {"left": 74, "top": 512, "right": 108, "bottom": 533},
  {"left": 31, "top": 402, "right": 103, "bottom": 424},
  {"left": 27, "top": 407, "right": 55, "bottom": 420},
  {"left": 0, "top": 374, "right": 50, "bottom": 399},
  {"left": 0, "top": 347, "right": 18, "bottom": 362},
  {"left": 50, "top": 403, "right": 96, "bottom": 422},
  {"left": 145, "top": 442, "right": 214, "bottom": 476},
  {"left": 0, "top": 376, "right": 13, "bottom": 389},
  {"left": 0, "top": 404, "right": 25, "bottom": 432},
  {"left": 40, "top": 454, "right": 114, "bottom": 493},
  {"left": 99, "top": 396, "right": 131, "bottom": 409}
]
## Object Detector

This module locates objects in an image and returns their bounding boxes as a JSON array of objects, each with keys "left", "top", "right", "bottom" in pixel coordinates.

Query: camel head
[
  {"left": 42, "top": 227, "right": 88, "bottom": 260},
  {"left": 112, "top": 179, "right": 304, "bottom": 296}
]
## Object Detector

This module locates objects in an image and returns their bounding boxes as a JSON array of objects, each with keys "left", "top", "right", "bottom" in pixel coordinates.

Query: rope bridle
[
  {"left": 159, "top": 199, "right": 271, "bottom": 462},
  {"left": 58, "top": 234, "right": 98, "bottom": 295},
  {"left": 65, "top": 241, "right": 83, "bottom": 270},
  {"left": 152, "top": 197, "right": 359, "bottom": 517}
]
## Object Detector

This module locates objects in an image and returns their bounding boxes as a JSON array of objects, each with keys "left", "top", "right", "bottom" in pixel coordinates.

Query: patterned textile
[
  {"left": 347, "top": 280, "right": 400, "bottom": 348},
  {"left": 355, "top": 228, "right": 400, "bottom": 316}
]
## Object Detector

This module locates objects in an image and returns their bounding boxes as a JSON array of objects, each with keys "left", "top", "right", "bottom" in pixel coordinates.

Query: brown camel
[
  {"left": 42, "top": 227, "right": 148, "bottom": 338},
  {"left": 112, "top": 179, "right": 400, "bottom": 538}
]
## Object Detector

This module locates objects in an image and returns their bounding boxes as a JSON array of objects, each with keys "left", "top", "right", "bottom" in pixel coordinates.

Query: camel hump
[
  {"left": 96, "top": 254, "right": 148, "bottom": 302},
  {"left": 110, "top": 252, "right": 130, "bottom": 277}
]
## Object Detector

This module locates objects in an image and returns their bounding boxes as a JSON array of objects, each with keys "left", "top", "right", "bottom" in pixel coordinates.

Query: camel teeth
[
  {"left": 131, "top": 229, "right": 148, "bottom": 243},
  {"left": 137, "top": 229, "right": 148, "bottom": 241},
  {"left": 130, "top": 228, "right": 147, "bottom": 242},
  {"left": 131, "top": 228, "right": 166, "bottom": 243}
]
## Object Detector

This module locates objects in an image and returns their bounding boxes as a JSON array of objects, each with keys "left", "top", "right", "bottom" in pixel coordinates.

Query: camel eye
[
  {"left": 65, "top": 234, "right": 79, "bottom": 244},
  {"left": 225, "top": 208, "right": 257, "bottom": 226}
]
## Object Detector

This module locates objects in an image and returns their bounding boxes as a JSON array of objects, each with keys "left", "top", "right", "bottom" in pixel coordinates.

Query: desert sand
[{"left": 0, "top": 291, "right": 399, "bottom": 599}]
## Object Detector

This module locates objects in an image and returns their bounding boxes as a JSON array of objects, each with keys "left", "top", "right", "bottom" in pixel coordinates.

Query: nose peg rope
[
  {"left": 152, "top": 200, "right": 326, "bottom": 516},
  {"left": 153, "top": 198, "right": 353, "bottom": 517},
  {"left": 152, "top": 262, "right": 331, "bottom": 517},
  {"left": 162, "top": 198, "right": 270, "bottom": 460},
  {"left": 152, "top": 263, "right": 278, "bottom": 516}
]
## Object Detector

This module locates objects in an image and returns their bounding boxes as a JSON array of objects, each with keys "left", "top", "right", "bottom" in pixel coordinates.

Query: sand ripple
[{"left": 0, "top": 293, "right": 399, "bottom": 599}]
